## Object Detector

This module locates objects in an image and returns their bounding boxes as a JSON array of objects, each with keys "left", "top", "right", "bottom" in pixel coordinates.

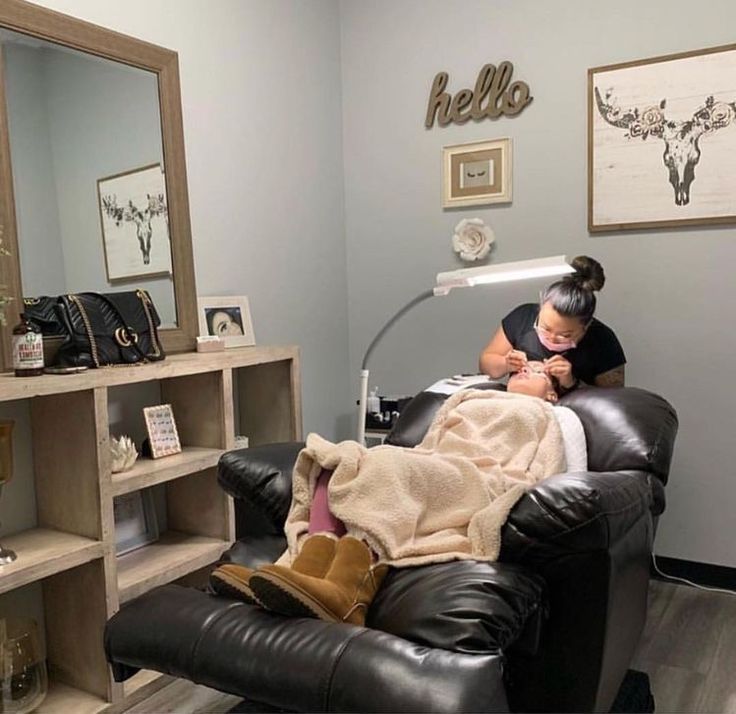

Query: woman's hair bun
[{"left": 570, "top": 255, "right": 605, "bottom": 292}]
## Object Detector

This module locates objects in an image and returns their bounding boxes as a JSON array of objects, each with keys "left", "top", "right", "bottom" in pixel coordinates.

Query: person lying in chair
[{"left": 211, "top": 366, "right": 586, "bottom": 627}]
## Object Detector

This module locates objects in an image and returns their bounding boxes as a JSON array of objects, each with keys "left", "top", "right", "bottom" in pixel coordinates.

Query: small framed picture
[
  {"left": 97, "top": 163, "right": 173, "bottom": 282},
  {"left": 113, "top": 490, "right": 159, "bottom": 556},
  {"left": 442, "top": 138, "right": 512, "bottom": 208},
  {"left": 143, "top": 404, "right": 182, "bottom": 459},
  {"left": 197, "top": 295, "right": 256, "bottom": 348}
]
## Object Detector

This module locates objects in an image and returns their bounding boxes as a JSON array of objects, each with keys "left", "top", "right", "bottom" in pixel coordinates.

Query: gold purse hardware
[{"left": 114, "top": 327, "right": 139, "bottom": 348}]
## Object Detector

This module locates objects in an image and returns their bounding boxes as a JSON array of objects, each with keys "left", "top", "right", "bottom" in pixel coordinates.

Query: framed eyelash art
[
  {"left": 442, "top": 138, "right": 512, "bottom": 208},
  {"left": 197, "top": 295, "right": 256, "bottom": 349}
]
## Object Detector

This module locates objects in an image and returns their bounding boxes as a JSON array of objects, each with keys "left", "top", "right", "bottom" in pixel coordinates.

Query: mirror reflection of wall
[{"left": 1, "top": 29, "right": 177, "bottom": 327}]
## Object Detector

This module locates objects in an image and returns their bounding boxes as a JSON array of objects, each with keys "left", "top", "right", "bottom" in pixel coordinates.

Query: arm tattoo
[{"left": 595, "top": 365, "right": 625, "bottom": 387}]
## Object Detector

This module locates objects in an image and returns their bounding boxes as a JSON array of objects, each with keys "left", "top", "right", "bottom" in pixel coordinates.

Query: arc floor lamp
[{"left": 357, "top": 255, "right": 576, "bottom": 443}]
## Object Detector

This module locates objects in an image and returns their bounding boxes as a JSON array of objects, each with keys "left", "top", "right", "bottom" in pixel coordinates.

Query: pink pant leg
[{"left": 308, "top": 468, "right": 346, "bottom": 536}]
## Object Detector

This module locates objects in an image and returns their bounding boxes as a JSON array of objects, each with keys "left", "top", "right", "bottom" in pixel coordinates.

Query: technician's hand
[
  {"left": 544, "top": 355, "right": 575, "bottom": 388},
  {"left": 505, "top": 349, "right": 527, "bottom": 374}
]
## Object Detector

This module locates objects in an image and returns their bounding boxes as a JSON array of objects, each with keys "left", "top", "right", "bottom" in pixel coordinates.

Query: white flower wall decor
[{"left": 452, "top": 218, "right": 494, "bottom": 262}]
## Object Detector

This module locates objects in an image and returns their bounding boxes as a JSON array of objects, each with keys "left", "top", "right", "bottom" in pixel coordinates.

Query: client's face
[{"left": 507, "top": 361, "right": 558, "bottom": 402}]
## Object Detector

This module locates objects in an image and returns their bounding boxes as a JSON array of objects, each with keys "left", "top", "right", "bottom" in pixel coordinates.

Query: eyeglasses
[{"left": 533, "top": 319, "right": 579, "bottom": 343}]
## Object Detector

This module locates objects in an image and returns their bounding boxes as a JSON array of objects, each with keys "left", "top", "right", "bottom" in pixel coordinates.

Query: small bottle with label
[
  {"left": 367, "top": 387, "right": 381, "bottom": 415},
  {"left": 12, "top": 313, "right": 44, "bottom": 377}
]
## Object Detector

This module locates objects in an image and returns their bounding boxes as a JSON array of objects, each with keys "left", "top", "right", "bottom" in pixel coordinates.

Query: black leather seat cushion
[
  {"left": 105, "top": 584, "right": 510, "bottom": 713},
  {"left": 217, "top": 537, "right": 545, "bottom": 657}
]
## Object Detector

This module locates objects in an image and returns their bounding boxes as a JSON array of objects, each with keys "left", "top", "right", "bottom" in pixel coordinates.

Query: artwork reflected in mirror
[
  {"left": 98, "top": 163, "right": 172, "bottom": 282},
  {"left": 1, "top": 27, "right": 177, "bottom": 326}
]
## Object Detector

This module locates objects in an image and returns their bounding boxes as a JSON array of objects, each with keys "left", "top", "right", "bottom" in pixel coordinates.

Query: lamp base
[{"left": 0, "top": 544, "right": 17, "bottom": 564}]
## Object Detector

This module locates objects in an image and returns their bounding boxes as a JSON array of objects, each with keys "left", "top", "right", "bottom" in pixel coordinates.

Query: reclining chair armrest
[
  {"left": 218, "top": 442, "right": 304, "bottom": 532},
  {"left": 501, "top": 470, "right": 656, "bottom": 713},
  {"left": 500, "top": 470, "right": 653, "bottom": 566}
]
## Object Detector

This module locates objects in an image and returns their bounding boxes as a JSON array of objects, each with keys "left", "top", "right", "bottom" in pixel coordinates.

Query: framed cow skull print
[
  {"left": 97, "top": 163, "right": 173, "bottom": 281},
  {"left": 589, "top": 44, "right": 736, "bottom": 231}
]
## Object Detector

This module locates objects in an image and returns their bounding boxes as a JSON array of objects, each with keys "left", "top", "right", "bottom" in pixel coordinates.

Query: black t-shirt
[{"left": 501, "top": 303, "right": 626, "bottom": 385}]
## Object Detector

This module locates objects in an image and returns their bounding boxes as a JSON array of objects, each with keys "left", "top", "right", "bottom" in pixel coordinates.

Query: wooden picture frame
[
  {"left": 97, "top": 163, "right": 172, "bottom": 283},
  {"left": 442, "top": 138, "right": 512, "bottom": 208},
  {"left": 589, "top": 43, "right": 736, "bottom": 232},
  {"left": 143, "top": 404, "right": 182, "bottom": 458},
  {"left": 197, "top": 295, "right": 256, "bottom": 348},
  {"left": 113, "top": 489, "right": 159, "bottom": 556},
  {"left": 0, "top": 0, "right": 199, "bottom": 372}
]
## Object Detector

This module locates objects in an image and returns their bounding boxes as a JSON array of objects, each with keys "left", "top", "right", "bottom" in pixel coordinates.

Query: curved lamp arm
[{"left": 357, "top": 289, "right": 435, "bottom": 443}]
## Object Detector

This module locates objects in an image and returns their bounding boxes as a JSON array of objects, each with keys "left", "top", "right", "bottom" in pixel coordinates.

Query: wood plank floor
[
  {"left": 633, "top": 579, "right": 736, "bottom": 713},
  {"left": 125, "top": 680, "right": 241, "bottom": 714}
]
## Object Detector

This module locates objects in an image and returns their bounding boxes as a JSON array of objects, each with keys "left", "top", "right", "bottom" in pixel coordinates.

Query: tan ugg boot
[
  {"left": 249, "top": 535, "right": 388, "bottom": 625},
  {"left": 209, "top": 533, "right": 337, "bottom": 606}
]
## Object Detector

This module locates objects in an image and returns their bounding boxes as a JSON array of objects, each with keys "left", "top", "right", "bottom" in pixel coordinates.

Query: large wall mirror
[{"left": 0, "top": 0, "right": 197, "bottom": 370}]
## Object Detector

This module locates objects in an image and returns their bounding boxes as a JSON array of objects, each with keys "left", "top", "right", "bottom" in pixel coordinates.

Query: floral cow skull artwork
[{"left": 594, "top": 87, "right": 736, "bottom": 206}]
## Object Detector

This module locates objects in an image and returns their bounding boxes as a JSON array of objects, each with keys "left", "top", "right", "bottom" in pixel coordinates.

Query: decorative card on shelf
[{"left": 143, "top": 404, "right": 182, "bottom": 458}]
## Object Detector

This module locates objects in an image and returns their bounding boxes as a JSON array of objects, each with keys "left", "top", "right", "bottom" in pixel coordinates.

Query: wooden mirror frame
[{"left": 0, "top": 0, "right": 197, "bottom": 370}]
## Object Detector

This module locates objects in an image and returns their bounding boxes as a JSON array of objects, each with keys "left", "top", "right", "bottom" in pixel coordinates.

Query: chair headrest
[{"left": 387, "top": 384, "right": 678, "bottom": 483}]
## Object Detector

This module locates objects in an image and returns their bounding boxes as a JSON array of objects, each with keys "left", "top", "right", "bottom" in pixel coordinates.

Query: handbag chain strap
[
  {"left": 135, "top": 289, "right": 162, "bottom": 358},
  {"left": 68, "top": 294, "right": 101, "bottom": 368}
]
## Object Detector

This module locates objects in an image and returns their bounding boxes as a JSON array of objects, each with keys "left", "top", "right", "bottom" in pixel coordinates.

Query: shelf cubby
[
  {"left": 111, "top": 447, "right": 224, "bottom": 496},
  {"left": 117, "top": 530, "right": 229, "bottom": 604},
  {"left": 0, "top": 528, "right": 103, "bottom": 594},
  {"left": 38, "top": 679, "right": 107, "bottom": 714}
]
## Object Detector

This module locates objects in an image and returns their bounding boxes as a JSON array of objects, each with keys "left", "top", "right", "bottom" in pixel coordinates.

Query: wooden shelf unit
[{"left": 0, "top": 346, "right": 302, "bottom": 713}]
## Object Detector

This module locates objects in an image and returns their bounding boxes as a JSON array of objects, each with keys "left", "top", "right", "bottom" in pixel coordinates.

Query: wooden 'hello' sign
[{"left": 425, "top": 62, "right": 532, "bottom": 128}]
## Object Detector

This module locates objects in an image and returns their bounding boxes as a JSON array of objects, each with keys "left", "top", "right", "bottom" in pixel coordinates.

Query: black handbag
[
  {"left": 22, "top": 296, "right": 68, "bottom": 336},
  {"left": 55, "top": 290, "right": 165, "bottom": 368}
]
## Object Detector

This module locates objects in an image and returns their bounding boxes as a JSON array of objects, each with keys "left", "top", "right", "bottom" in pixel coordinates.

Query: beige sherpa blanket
[{"left": 282, "top": 389, "right": 565, "bottom": 568}]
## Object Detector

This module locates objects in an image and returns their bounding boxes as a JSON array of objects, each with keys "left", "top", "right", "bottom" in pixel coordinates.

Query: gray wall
[
  {"left": 30, "top": 0, "right": 351, "bottom": 440},
  {"left": 340, "top": 0, "right": 736, "bottom": 567},
  {"left": 4, "top": 43, "right": 67, "bottom": 296}
]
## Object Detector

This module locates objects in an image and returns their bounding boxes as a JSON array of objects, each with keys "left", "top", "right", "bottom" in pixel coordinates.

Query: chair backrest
[{"left": 386, "top": 384, "right": 678, "bottom": 482}]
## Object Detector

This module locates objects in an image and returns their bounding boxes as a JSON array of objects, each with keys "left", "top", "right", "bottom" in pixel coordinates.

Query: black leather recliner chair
[{"left": 104, "top": 386, "right": 677, "bottom": 713}]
